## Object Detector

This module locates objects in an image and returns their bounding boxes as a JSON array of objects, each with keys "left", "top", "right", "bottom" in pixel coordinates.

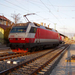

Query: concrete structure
[{"left": 50, "top": 44, "right": 75, "bottom": 75}]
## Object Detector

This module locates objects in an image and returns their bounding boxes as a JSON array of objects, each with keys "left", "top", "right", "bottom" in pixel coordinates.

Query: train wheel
[
  {"left": 36, "top": 46, "right": 40, "bottom": 51},
  {"left": 28, "top": 47, "right": 36, "bottom": 52},
  {"left": 32, "top": 47, "right": 36, "bottom": 52},
  {"left": 28, "top": 48, "right": 32, "bottom": 52},
  {"left": 39, "top": 46, "right": 43, "bottom": 50}
]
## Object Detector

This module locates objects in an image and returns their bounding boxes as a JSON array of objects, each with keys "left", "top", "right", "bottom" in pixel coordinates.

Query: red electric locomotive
[{"left": 8, "top": 22, "right": 62, "bottom": 52}]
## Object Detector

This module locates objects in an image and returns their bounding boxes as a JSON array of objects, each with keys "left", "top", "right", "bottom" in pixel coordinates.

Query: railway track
[
  {"left": 0, "top": 52, "right": 23, "bottom": 57},
  {"left": 0, "top": 44, "right": 70, "bottom": 75},
  {"left": 0, "top": 48, "right": 55, "bottom": 72},
  {"left": 0, "top": 44, "right": 64, "bottom": 61},
  {"left": 0, "top": 49, "right": 53, "bottom": 61}
]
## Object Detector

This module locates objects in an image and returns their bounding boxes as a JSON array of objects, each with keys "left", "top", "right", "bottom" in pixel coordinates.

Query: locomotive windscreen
[{"left": 10, "top": 26, "right": 28, "bottom": 33}]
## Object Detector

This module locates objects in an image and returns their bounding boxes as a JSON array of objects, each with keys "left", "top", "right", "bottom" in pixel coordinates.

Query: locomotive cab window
[
  {"left": 29, "top": 27, "right": 37, "bottom": 33},
  {"left": 10, "top": 26, "right": 28, "bottom": 33}
]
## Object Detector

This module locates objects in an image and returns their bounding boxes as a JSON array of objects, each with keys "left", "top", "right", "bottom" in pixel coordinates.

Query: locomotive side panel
[{"left": 35, "top": 28, "right": 60, "bottom": 43}]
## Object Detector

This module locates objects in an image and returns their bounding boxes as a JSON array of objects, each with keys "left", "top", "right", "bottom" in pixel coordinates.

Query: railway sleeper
[{"left": 0, "top": 44, "right": 69, "bottom": 75}]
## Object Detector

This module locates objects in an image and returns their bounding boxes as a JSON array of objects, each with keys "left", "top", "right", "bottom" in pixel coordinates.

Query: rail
[{"left": 0, "top": 44, "right": 69, "bottom": 75}]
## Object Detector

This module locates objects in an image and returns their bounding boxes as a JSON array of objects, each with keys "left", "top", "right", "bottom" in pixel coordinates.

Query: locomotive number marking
[{"left": 10, "top": 35, "right": 14, "bottom": 38}]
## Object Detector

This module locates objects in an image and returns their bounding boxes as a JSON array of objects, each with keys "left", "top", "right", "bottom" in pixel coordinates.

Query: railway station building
[
  {"left": 0, "top": 24, "right": 10, "bottom": 44},
  {"left": 0, "top": 15, "right": 11, "bottom": 26},
  {"left": 0, "top": 15, "right": 12, "bottom": 44}
]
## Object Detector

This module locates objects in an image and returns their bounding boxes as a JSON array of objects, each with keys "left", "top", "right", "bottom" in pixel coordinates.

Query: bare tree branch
[{"left": 11, "top": 13, "right": 21, "bottom": 25}]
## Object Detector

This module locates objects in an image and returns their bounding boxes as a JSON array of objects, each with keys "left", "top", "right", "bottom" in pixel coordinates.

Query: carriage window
[{"left": 29, "top": 27, "right": 37, "bottom": 33}]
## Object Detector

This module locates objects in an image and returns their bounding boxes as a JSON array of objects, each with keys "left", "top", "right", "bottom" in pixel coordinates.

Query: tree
[
  {"left": 11, "top": 13, "right": 21, "bottom": 25},
  {"left": 4, "top": 27, "right": 11, "bottom": 44}
]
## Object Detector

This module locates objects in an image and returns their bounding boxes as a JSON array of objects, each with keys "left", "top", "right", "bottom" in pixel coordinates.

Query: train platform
[{"left": 50, "top": 44, "right": 75, "bottom": 75}]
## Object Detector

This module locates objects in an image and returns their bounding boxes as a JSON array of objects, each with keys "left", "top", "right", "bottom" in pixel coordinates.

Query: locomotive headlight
[{"left": 21, "top": 38, "right": 25, "bottom": 40}]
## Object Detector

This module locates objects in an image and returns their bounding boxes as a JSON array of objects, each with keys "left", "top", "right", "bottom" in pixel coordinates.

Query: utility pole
[{"left": 54, "top": 23, "right": 57, "bottom": 30}]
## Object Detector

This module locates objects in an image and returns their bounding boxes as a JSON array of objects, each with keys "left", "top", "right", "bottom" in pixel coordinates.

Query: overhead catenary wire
[
  {"left": 36, "top": 14, "right": 54, "bottom": 23},
  {"left": 4, "top": 0, "right": 29, "bottom": 12},
  {"left": 40, "top": 0, "right": 63, "bottom": 26},
  {"left": 52, "top": 5, "right": 75, "bottom": 7},
  {"left": 0, "top": 1, "right": 52, "bottom": 23},
  {"left": 3, "top": 0, "right": 52, "bottom": 23},
  {"left": 47, "top": 0, "right": 67, "bottom": 25},
  {"left": 25, "top": 0, "right": 47, "bottom": 11},
  {"left": 47, "top": 0, "right": 57, "bottom": 11},
  {"left": 25, "top": 0, "right": 54, "bottom": 23},
  {"left": 1, "top": 0, "right": 74, "bottom": 26},
  {"left": 0, "top": 3, "right": 27, "bottom": 13}
]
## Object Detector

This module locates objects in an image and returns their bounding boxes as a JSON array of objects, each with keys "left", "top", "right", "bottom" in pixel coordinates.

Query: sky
[{"left": 0, "top": 0, "right": 75, "bottom": 38}]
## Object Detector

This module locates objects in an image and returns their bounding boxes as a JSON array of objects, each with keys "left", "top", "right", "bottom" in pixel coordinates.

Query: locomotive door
[{"left": 37, "top": 28, "right": 40, "bottom": 43}]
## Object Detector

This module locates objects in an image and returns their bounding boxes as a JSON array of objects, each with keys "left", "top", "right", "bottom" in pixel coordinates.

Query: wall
[
  {"left": 0, "top": 27, "right": 4, "bottom": 44},
  {"left": 0, "top": 19, "right": 11, "bottom": 26}
]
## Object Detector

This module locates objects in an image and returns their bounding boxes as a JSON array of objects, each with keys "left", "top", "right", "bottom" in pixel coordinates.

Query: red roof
[
  {"left": 0, "top": 15, "right": 10, "bottom": 22},
  {"left": 0, "top": 24, "right": 10, "bottom": 30}
]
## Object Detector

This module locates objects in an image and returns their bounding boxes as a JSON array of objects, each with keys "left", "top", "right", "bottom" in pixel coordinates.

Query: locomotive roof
[
  {"left": 13, "top": 22, "right": 58, "bottom": 32},
  {"left": 33, "top": 22, "right": 58, "bottom": 32}
]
